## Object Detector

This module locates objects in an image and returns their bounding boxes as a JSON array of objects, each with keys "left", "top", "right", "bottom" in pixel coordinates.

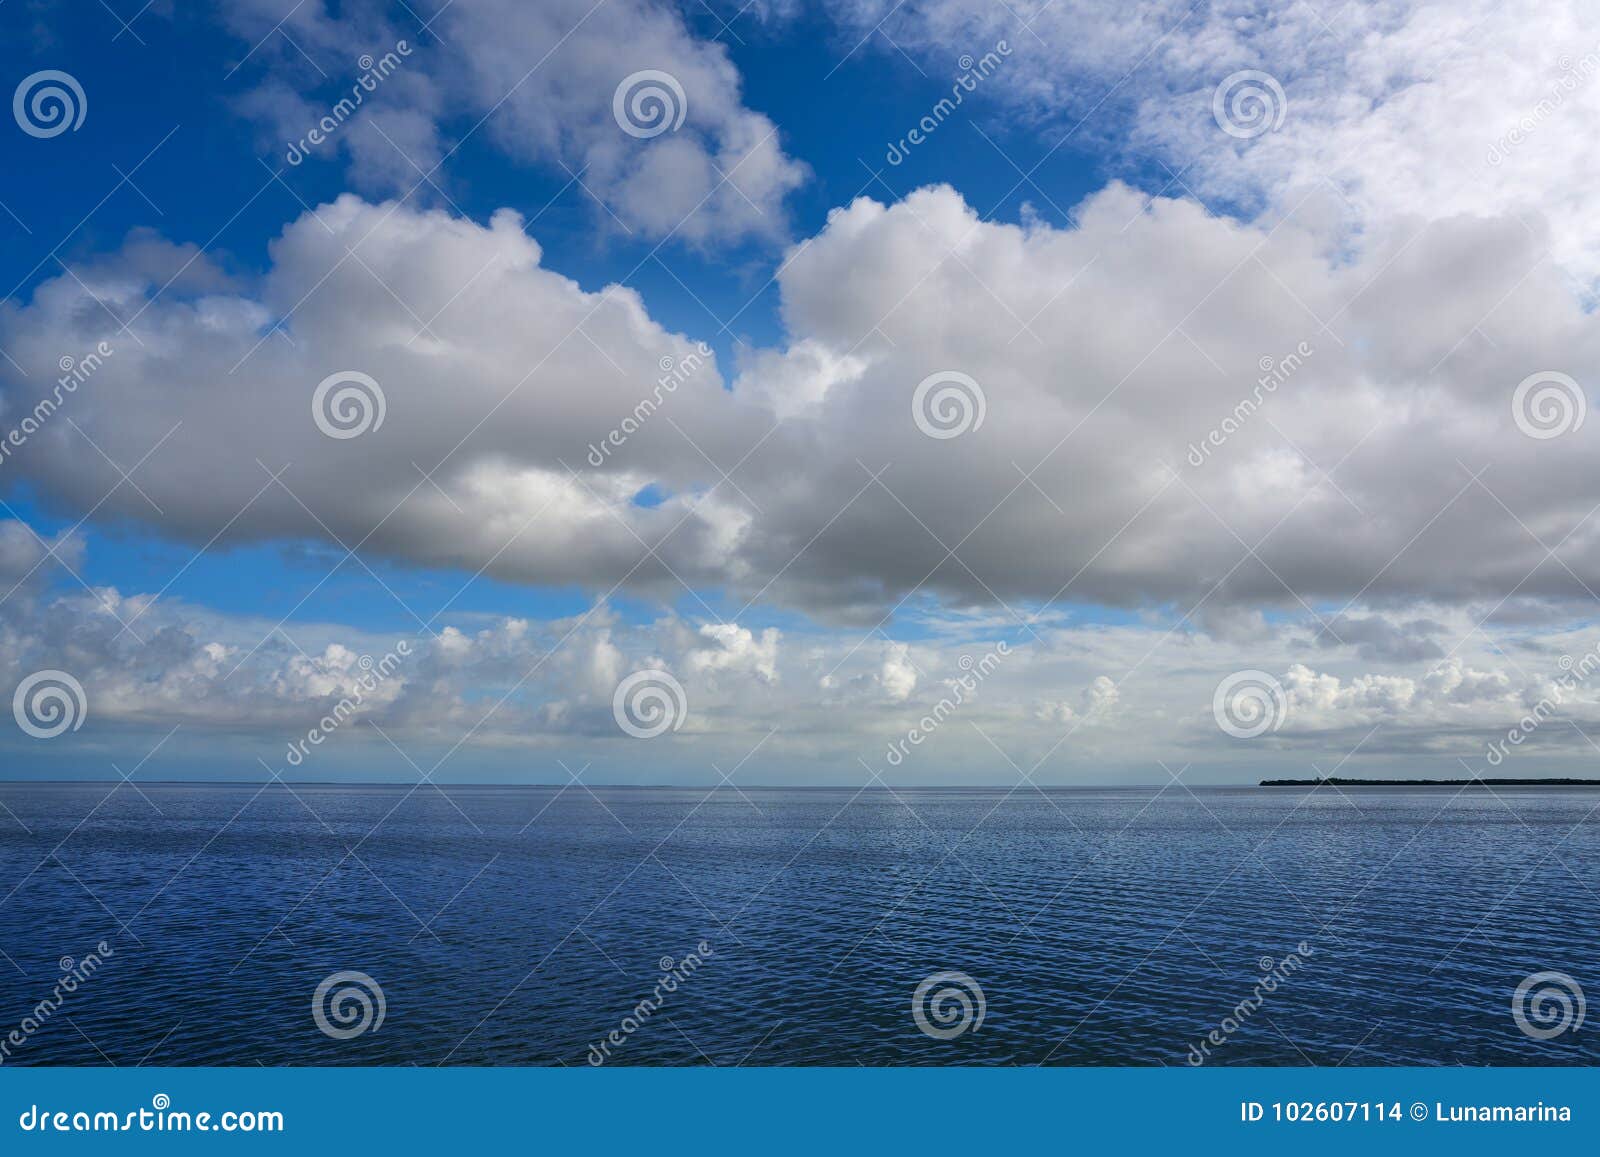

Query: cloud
[
  {"left": 1035, "top": 674, "right": 1120, "bottom": 726},
  {"left": 879, "top": 641, "right": 918, "bottom": 701},
  {"left": 0, "top": 195, "right": 766, "bottom": 600},
  {"left": 0, "top": 522, "right": 82, "bottom": 589},
  {"left": 9, "top": 535, "right": 1600, "bottom": 780},
  {"left": 1313, "top": 614, "right": 1448, "bottom": 663},
  {"left": 6, "top": 179, "right": 1600, "bottom": 626},
  {"left": 830, "top": 2, "right": 1600, "bottom": 276},
  {"left": 686, "top": 622, "right": 781, "bottom": 684},
  {"left": 221, "top": 0, "right": 805, "bottom": 243}
]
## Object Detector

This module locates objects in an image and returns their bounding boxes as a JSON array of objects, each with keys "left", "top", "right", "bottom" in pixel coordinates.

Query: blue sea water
[{"left": 0, "top": 782, "right": 1595, "bottom": 1067}]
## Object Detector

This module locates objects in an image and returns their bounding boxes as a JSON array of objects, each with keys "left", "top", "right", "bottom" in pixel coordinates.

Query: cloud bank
[{"left": 4, "top": 182, "right": 1598, "bottom": 624}]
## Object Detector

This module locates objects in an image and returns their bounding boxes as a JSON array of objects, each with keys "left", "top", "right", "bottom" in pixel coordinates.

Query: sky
[{"left": 3, "top": 0, "right": 1600, "bottom": 785}]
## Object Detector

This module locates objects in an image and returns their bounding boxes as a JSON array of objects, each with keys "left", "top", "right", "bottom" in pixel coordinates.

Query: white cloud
[
  {"left": 831, "top": 1, "right": 1600, "bottom": 276},
  {"left": 8, "top": 533, "right": 1600, "bottom": 779},
  {"left": 1036, "top": 674, "right": 1120, "bottom": 726},
  {"left": 6, "top": 179, "right": 1600, "bottom": 623},
  {"left": 686, "top": 622, "right": 781, "bottom": 683},
  {"left": 879, "top": 641, "right": 919, "bottom": 701},
  {"left": 221, "top": 0, "right": 805, "bottom": 243}
]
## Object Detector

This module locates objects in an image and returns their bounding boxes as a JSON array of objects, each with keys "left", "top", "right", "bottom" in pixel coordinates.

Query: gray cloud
[
  {"left": 1312, "top": 614, "right": 1448, "bottom": 663},
  {"left": 4, "top": 182, "right": 1600, "bottom": 625}
]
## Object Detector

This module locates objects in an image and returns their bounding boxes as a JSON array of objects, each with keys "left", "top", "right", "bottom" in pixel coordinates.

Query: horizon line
[{"left": 6, "top": 777, "right": 1595, "bottom": 790}]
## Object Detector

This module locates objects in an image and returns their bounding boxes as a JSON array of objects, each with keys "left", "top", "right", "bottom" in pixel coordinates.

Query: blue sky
[{"left": 4, "top": 1, "right": 1600, "bottom": 784}]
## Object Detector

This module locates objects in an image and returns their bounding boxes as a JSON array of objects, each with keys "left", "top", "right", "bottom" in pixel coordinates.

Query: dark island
[{"left": 1260, "top": 776, "right": 1600, "bottom": 786}]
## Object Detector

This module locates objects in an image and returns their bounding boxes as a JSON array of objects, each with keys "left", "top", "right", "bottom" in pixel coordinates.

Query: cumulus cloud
[
  {"left": 221, "top": 0, "right": 805, "bottom": 242},
  {"left": 879, "top": 641, "right": 919, "bottom": 702},
  {"left": 686, "top": 622, "right": 781, "bottom": 684},
  {"left": 10, "top": 528, "right": 1600, "bottom": 780},
  {"left": 0, "top": 196, "right": 767, "bottom": 599},
  {"left": 1035, "top": 674, "right": 1120, "bottom": 726},
  {"left": 6, "top": 179, "right": 1600, "bottom": 626}
]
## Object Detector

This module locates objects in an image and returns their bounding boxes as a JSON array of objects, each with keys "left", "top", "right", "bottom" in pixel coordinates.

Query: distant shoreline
[{"left": 1260, "top": 777, "right": 1600, "bottom": 787}]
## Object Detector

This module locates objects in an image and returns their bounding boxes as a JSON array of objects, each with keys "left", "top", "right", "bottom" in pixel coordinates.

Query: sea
[{"left": 0, "top": 782, "right": 1595, "bottom": 1066}]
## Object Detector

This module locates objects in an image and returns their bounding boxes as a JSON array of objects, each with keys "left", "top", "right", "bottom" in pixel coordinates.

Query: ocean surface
[{"left": 0, "top": 782, "right": 1596, "bottom": 1067}]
